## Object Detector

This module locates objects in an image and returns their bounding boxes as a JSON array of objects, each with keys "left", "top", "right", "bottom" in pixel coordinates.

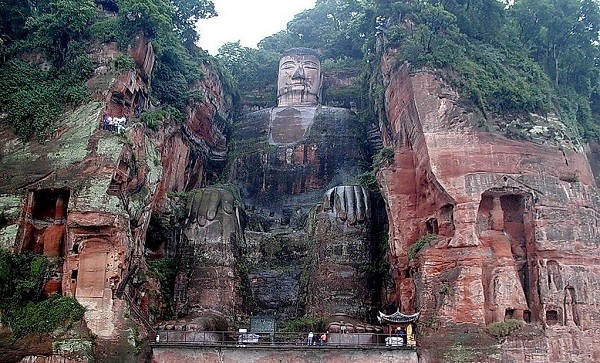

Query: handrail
[
  {"left": 115, "top": 254, "right": 141, "bottom": 298},
  {"left": 152, "top": 330, "right": 416, "bottom": 350},
  {"left": 122, "top": 290, "right": 156, "bottom": 334}
]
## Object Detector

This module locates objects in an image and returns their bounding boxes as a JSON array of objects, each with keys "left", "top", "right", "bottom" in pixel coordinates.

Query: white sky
[{"left": 196, "top": 0, "right": 317, "bottom": 55}]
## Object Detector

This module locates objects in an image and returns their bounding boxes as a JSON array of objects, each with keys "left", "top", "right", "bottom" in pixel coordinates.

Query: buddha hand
[
  {"left": 186, "top": 186, "right": 239, "bottom": 226},
  {"left": 323, "top": 185, "right": 370, "bottom": 225}
]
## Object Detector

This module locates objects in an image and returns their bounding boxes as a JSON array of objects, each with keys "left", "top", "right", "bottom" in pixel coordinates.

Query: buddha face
[{"left": 277, "top": 52, "right": 321, "bottom": 106}]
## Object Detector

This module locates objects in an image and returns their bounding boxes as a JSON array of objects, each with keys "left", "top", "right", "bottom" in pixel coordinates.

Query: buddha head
[{"left": 277, "top": 48, "right": 322, "bottom": 107}]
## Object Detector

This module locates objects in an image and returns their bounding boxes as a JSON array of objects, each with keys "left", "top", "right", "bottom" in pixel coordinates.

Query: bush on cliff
[
  {"left": 0, "top": 250, "right": 85, "bottom": 337},
  {"left": 408, "top": 233, "right": 438, "bottom": 260},
  {"left": 488, "top": 319, "right": 523, "bottom": 338},
  {"left": 6, "top": 295, "right": 85, "bottom": 337}
]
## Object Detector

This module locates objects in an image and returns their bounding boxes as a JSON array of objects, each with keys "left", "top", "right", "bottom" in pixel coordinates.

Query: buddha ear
[{"left": 317, "top": 73, "right": 324, "bottom": 104}]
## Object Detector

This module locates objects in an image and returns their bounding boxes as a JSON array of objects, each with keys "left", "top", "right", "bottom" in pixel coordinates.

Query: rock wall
[
  {"left": 152, "top": 346, "right": 418, "bottom": 363},
  {"left": 0, "top": 33, "right": 234, "bottom": 362},
  {"left": 377, "top": 52, "right": 600, "bottom": 362}
]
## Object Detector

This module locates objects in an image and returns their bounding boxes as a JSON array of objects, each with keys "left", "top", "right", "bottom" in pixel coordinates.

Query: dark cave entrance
[
  {"left": 20, "top": 188, "right": 70, "bottom": 256},
  {"left": 477, "top": 190, "right": 538, "bottom": 323},
  {"left": 19, "top": 188, "right": 70, "bottom": 296}
]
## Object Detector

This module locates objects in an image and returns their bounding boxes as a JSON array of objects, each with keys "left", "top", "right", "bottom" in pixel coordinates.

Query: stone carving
[
  {"left": 177, "top": 187, "right": 245, "bottom": 316},
  {"left": 179, "top": 48, "right": 378, "bottom": 322},
  {"left": 377, "top": 59, "right": 600, "bottom": 362},
  {"left": 277, "top": 48, "right": 322, "bottom": 107}
]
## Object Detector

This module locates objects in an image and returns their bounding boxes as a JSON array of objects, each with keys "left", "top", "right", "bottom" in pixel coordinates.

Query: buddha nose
[{"left": 292, "top": 66, "right": 305, "bottom": 80}]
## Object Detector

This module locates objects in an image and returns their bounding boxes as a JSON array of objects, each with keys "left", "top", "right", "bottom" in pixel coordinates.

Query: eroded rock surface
[
  {"left": 175, "top": 49, "right": 383, "bottom": 325},
  {"left": 0, "top": 34, "right": 234, "bottom": 363},
  {"left": 378, "top": 53, "right": 600, "bottom": 362}
]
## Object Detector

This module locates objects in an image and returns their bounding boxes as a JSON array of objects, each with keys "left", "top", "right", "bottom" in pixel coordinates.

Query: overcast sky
[{"left": 196, "top": 0, "right": 316, "bottom": 55}]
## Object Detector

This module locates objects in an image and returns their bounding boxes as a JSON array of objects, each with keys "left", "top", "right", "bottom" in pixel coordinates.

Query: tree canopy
[
  {"left": 217, "top": 0, "right": 600, "bottom": 139},
  {"left": 0, "top": 0, "right": 219, "bottom": 140},
  {"left": 1, "top": 0, "right": 599, "bottom": 140}
]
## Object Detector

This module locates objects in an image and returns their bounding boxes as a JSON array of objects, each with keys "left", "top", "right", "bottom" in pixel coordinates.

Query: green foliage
[
  {"left": 216, "top": 41, "right": 279, "bottom": 107},
  {"left": 116, "top": 0, "right": 173, "bottom": 40},
  {"left": 439, "top": 282, "right": 453, "bottom": 295},
  {"left": 7, "top": 295, "right": 85, "bottom": 337},
  {"left": 321, "top": 56, "right": 363, "bottom": 72},
  {"left": 0, "top": 250, "right": 85, "bottom": 338},
  {"left": 89, "top": 17, "right": 119, "bottom": 43},
  {"left": 433, "top": 0, "right": 506, "bottom": 44},
  {"left": 488, "top": 319, "right": 523, "bottom": 338},
  {"left": 373, "top": 0, "right": 600, "bottom": 139},
  {"left": 510, "top": 0, "right": 600, "bottom": 92},
  {"left": 170, "top": 0, "right": 216, "bottom": 46},
  {"left": 141, "top": 106, "right": 183, "bottom": 130},
  {"left": 0, "top": 58, "right": 92, "bottom": 141},
  {"left": 452, "top": 44, "right": 553, "bottom": 114},
  {"left": 258, "top": 0, "right": 369, "bottom": 60},
  {"left": 147, "top": 258, "right": 176, "bottom": 301},
  {"left": 373, "top": 147, "right": 394, "bottom": 172},
  {"left": 356, "top": 171, "right": 378, "bottom": 191},
  {"left": 151, "top": 40, "right": 207, "bottom": 111},
  {"left": 0, "top": 250, "right": 48, "bottom": 304},
  {"left": 26, "top": 0, "right": 97, "bottom": 65},
  {"left": 113, "top": 54, "right": 136, "bottom": 72},
  {"left": 280, "top": 317, "right": 326, "bottom": 332},
  {"left": 408, "top": 233, "right": 438, "bottom": 260},
  {"left": 146, "top": 258, "right": 177, "bottom": 315}
]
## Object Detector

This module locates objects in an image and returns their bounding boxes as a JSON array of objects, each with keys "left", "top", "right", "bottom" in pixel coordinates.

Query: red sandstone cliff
[
  {"left": 0, "top": 33, "right": 234, "bottom": 362},
  {"left": 377, "top": 51, "right": 600, "bottom": 362}
]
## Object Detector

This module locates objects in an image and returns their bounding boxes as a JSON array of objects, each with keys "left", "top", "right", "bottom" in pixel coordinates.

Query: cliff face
[
  {"left": 377, "top": 52, "right": 600, "bottom": 362},
  {"left": 0, "top": 35, "right": 233, "bottom": 362},
  {"left": 2, "top": 27, "right": 600, "bottom": 363}
]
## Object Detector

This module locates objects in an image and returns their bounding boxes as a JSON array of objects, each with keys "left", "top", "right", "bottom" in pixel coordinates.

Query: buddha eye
[
  {"left": 303, "top": 61, "right": 319, "bottom": 70},
  {"left": 281, "top": 61, "right": 296, "bottom": 70}
]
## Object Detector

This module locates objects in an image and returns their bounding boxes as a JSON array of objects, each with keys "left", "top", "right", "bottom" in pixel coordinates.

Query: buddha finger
[
  {"left": 362, "top": 187, "right": 371, "bottom": 218},
  {"left": 206, "top": 189, "right": 222, "bottom": 221},
  {"left": 221, "top": 190, "right": 235, "bottom": 214},
  {"left": 354, "top": 186, "right": 366, "bottom": 223},
  {"left": 323, "top": 188, "right": 335, "bottom": 211},
  {"left": 188, "top": 190, "right": 204, "bottom": 223},
  {"left": 197, "top": 190, "right": 213, "bottom": 226},
  {"left": 334, "top": 187, "right": 347, "bottom": 221},
  {"left": 344, "top": 186, "right": 357, "bottom": 225}
]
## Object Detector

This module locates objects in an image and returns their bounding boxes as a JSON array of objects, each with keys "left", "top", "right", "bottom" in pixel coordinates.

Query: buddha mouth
[{"left": 289, "top": 83, "right": 307, "bottom": 90}]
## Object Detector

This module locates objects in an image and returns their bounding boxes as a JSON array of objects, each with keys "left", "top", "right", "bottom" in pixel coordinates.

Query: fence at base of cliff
[{"left": 152, "top": 330, "right": 417, "bottom": 350}]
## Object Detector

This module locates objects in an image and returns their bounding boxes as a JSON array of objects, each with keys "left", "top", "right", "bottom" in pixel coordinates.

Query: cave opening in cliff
[
  {"left": 499, "top": 194, "right": 536, "bottom": 313},
  {"left": 426, "top": 218, "right": 438, "bottom": 234},
  {"left": 547, "top": 260, "right": 562, "bottom": 290},
  {"left": 439, "top": 204, "right": 455, "bottom": 236},
  {"left": 478, "top": 190, "right": 538, "bottom": 323},
  {"left": 20, "top": 188, "right": 70, "bottom": 257},
  {"left": 144, "top": 214, "right": 171, "bottom": 259},
  {"left": 546, "top": 309, "right": 559, "bottom": 324}
]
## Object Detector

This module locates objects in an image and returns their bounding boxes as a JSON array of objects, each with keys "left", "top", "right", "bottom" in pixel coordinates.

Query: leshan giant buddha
[{"left": 179, "top": 48, "right": 381, "bottom": 323}]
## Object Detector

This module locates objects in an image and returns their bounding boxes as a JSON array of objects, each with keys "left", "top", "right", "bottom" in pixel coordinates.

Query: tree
[
  {"left": 509, "top": 0, "right": 600, "bottom": 92},
  {"left": 171, "top": 0, "right": 216, "bottom": 46},
  {"left": 258, "top": 0, "right": 368, "bottom": 60},
  {"left": 152, "top": 40, "right": 204, "bottom": 111},
  {"left": 25, "top": 0, "right": 97, "bottom": 64},
  {"left": 217, "top": 41, "right": 279, "bottom": 94},
  {"left": 0, "top": 0, "right": 33, "bottom": 46},
  {"left": 435, "top": 0, "right": 506, "bottom": 44},
  {"left": 116, "top": 0, "right": 174, "bottom": 40}
]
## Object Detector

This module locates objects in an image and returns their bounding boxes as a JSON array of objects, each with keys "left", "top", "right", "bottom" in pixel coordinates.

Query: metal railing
[{"left": 153, "top": 330, "right": 416, "bottom": 350}]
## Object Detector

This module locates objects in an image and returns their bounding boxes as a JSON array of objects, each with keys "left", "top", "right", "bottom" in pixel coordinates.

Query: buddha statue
[{"left": 179, "top": 48, "right": 379, "bottom": 322}]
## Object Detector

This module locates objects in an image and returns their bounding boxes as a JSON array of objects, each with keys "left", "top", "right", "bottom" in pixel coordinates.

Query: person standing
[
  {"left": 307, "top": 331, "right": 314, "bottom": 346},
  {"left": 320, "top": 332, "right": 327, "bottom": 346}
]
